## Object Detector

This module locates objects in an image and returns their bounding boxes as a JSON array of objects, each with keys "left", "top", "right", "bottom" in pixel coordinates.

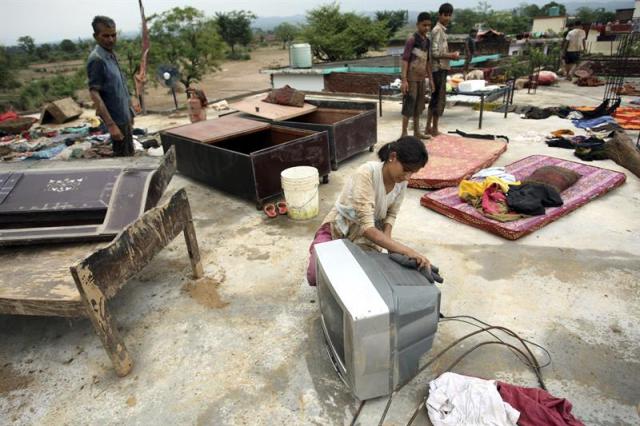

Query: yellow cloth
[{"left": 458, "top": 177, "right": 519, "bottom": 200}]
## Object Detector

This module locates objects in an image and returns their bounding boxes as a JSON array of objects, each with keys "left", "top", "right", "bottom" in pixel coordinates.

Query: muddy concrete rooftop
[{"left": 1, "top": 81, "right": 639, "bottom": 425}]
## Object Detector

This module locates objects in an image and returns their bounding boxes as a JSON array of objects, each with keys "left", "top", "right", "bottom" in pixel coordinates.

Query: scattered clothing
[
  {"left": 459, "top": 178, "right": 524, "bottom": 222},
  {"left": 523, "top": 106, "right": 572, "bottom": 120},
  {"left": 459, "top": 176, "right": 515, "bottom": 200},
  {"left": 551, "top": 129, "right": 574, "bottom": 137},
  {"left": 571, "top": 115, "right": 616, "bottom": 130},
  {"left": 472, "top": 167, "right": 517, "bottom": 183},
  {"left": 506, "top": 183, "right": 563, "bottom": 216},
  {"left": 426, "top": 372, "right": 520, "bottom": 426},
  {"left": 612, "top": 107, "right": 640, "bottom": 130},
  {"left": 573, "top": 99, "right": 620, "bottom": 119},
  {"left": 497, "top": 382, "right": 585, "bottom": 426}
]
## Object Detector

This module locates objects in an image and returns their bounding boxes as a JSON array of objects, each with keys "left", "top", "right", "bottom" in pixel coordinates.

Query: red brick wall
[{"left": 324, "top": 72, "right": 397, "bottom": 95}]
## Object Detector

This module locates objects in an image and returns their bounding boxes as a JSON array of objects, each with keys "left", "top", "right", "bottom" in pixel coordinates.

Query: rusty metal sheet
[{"left": 163, "top": 115, "right": 270, "bottom": 144}]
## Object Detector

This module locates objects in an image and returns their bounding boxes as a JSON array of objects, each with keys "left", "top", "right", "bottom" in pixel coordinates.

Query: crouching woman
[{"left": 307, "top": 136, "right": 431, "bottom": 286}]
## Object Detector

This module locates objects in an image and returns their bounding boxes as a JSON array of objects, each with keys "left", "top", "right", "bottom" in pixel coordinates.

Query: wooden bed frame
[{"left": 0, "top": 189, "right": 203, "bottom": 376}]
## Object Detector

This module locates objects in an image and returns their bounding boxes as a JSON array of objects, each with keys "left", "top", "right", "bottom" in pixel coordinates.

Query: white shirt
[{"left": 566, "top": 28, "right": 586, "bottom": 52}]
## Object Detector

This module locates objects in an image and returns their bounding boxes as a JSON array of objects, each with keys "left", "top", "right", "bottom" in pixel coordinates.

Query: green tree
[
  {"left": 274, "top": 23, "right": 299, "bottom": 49},
  {"left": 0, "top": 45, "right": 18, "bottom": 90},
  {"left": 375, "top": 10, "right": 408, "bottom": 38},
  {"left": 116, "top": 37, "right": 142, "bottom": 91},
  {"left": 301, "top": 3, "right": 388, "bottom": 61},
  {"left": 520, "top": 3, "right": 541, "bottom": 18},
  {"left": 449, "top": 8, "right": 481, "bottom": 33},
  {"left": 575, "top": 7, "right": 615, "bottom": 24},
  {"left": 59, "top": 39, "right": 76, "bottom": 53},
  {"left": 540, "top": 2, "right": 566, "bottom": 17},
  {"left": 35, "top": 43, "right": 52, "bottom": 61},
  {"left": 475, "top": 0, "right": 493, "bottom": 18},
  {"left": 149, "top": 7, "right": 226, "bottom": 89},
  {"left": 18, "top": 36, "right": 35, "bottom": 56},
  {"left": 214, "top": 10, "right": 256, "bottom": 54}
]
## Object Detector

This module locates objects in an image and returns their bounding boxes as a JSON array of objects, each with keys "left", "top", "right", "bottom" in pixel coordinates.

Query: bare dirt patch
[
  {"left": 0, "top": 365, "right": 33, "bottom": 395},
  {"left": 181, "top": 276, "right": 229, "bottom": 309}
]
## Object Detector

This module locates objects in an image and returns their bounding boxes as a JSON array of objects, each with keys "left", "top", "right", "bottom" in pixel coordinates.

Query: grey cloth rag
[{"left": 389, "top": 253, "right": 444, "bottom": 284}]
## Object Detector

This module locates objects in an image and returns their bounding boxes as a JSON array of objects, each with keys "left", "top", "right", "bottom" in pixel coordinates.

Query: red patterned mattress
[
  {"left": 409, "top": 134, "right": 508, "bottom": 189},
  {"left": 420, "top": 155, "right": 627, "bottom": 240}
]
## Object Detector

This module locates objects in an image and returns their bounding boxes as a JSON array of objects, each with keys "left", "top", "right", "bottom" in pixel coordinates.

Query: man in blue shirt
[{"left": 87, "top": 16, "right": 134, "bottom": 157}]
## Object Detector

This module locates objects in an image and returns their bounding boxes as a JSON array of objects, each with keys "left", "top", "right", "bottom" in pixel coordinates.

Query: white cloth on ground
[
  {"left": 472, "top": 167, "right": 517, "bottom": 183},
  {"left": 426, "top": 372, "right": 520, "bottom": 426}
]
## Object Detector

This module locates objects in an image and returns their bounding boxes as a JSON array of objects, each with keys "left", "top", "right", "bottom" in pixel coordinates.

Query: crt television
[{"left": 314, "top": 239, "right": 441, "bottom": 400}]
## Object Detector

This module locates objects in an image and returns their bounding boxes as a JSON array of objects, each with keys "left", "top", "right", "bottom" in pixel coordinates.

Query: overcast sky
[{"left": 0, "top": 0, "right": 614, "bottom": 45}]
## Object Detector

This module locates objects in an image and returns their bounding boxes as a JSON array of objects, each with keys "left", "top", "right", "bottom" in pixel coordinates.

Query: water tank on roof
[
  {"left": 548, "top": 6, "right": 560, "bottom": 16},
  {"left": 289, "top": 43, "right": 312, "bottom": 69}
]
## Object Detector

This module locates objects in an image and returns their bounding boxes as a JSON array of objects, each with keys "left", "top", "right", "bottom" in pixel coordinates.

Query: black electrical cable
[
  {"left": 440, "top": 316, "right": 552, "bottom": 369},
  {"left": 376, "top": 322, "right": 549, "bottom": 425},
  {"left": 350, "top": 400, "right": 365, "bottom": 426},
  {"left": 406, "top": 340, "right": 546, "bottom": 426}
]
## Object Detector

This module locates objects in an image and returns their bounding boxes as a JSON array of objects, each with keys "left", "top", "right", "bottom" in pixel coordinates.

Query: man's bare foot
[
  {"left": 401, "top": 131, "right": 408, "bottom": 138},
  {"left": 414, "top": 132, "right": 432, "bottom": 140},
  {"left": 430, "top": 129, "right": 441, "bottom": 136}
]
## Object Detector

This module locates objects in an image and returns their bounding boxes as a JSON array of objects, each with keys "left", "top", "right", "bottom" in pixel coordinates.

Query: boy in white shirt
[{"left": 563, "top": 21, "right": 587, "bottom": 81}]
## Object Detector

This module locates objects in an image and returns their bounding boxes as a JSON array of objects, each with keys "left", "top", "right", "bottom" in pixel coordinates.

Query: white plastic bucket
[{"left": 281, "top": 166, "right": 319, "bottom": 220}]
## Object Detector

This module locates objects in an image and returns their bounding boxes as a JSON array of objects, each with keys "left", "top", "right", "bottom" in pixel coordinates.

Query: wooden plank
[
  {"left": 70, "top": 188, "right": 202, "bottom": 300},
  {"left": 0, "top": 242, "right": 102, "bottom": 316},
  {"left": 162, "top": 116, "right": 270, "bottom": 144},
  {"left": 70, "top": 188, "right": 203, "bottom": 376},
  {"left": 231, "top": 94, "right": 317, "bottom": 121}
]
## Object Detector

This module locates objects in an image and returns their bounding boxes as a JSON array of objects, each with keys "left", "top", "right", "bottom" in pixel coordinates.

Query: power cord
[{"left": 349, "top": 314, "right": 552, "bottom": 426}]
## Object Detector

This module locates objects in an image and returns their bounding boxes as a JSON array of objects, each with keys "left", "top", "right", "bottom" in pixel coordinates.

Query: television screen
[{"left": 317, "top": 263, "right": 346, "bottom": 367}]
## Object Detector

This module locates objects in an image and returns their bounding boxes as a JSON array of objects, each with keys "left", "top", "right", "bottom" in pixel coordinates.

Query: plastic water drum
[
  {"left": 289, "top": 43, "right": 312, "bottom": 69},
  {"left": 281, "top": 166, "right": 319, "bottom": 220}
]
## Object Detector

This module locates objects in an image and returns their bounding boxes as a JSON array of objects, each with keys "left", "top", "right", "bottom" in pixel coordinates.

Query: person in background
[
  {"left": 306, "top": 137, "right": 431, "bottom": 286},
  {"left": 563, "top": 21, "right": 587, "bottom": 81},
  {"left": 400, "top": 12, "right": 434, "bottom": 140},
  {"left": 87, "top": 16, "right": 135, "bottom": 157},
  {"left": 187, "top": 86, "right": 208, "bottom": 123},
  {"left": 463, "top": 28, "right": 478, "bottom": 78},
  {"left": 427, "top": 3, "right": 460, "bottom": 136}
]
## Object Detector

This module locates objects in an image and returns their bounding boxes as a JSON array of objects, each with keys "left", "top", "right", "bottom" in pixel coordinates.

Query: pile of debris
[{"left": 0, "top": 98, "right": 163, "bottom": 161}]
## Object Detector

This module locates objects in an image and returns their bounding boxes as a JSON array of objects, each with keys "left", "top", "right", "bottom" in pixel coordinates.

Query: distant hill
[
  {"left": 250, "top": 2, "right": 634, "bottom": 31},
  {"left": 252, "top": 15, "right": 305, "bottom": 31}
]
